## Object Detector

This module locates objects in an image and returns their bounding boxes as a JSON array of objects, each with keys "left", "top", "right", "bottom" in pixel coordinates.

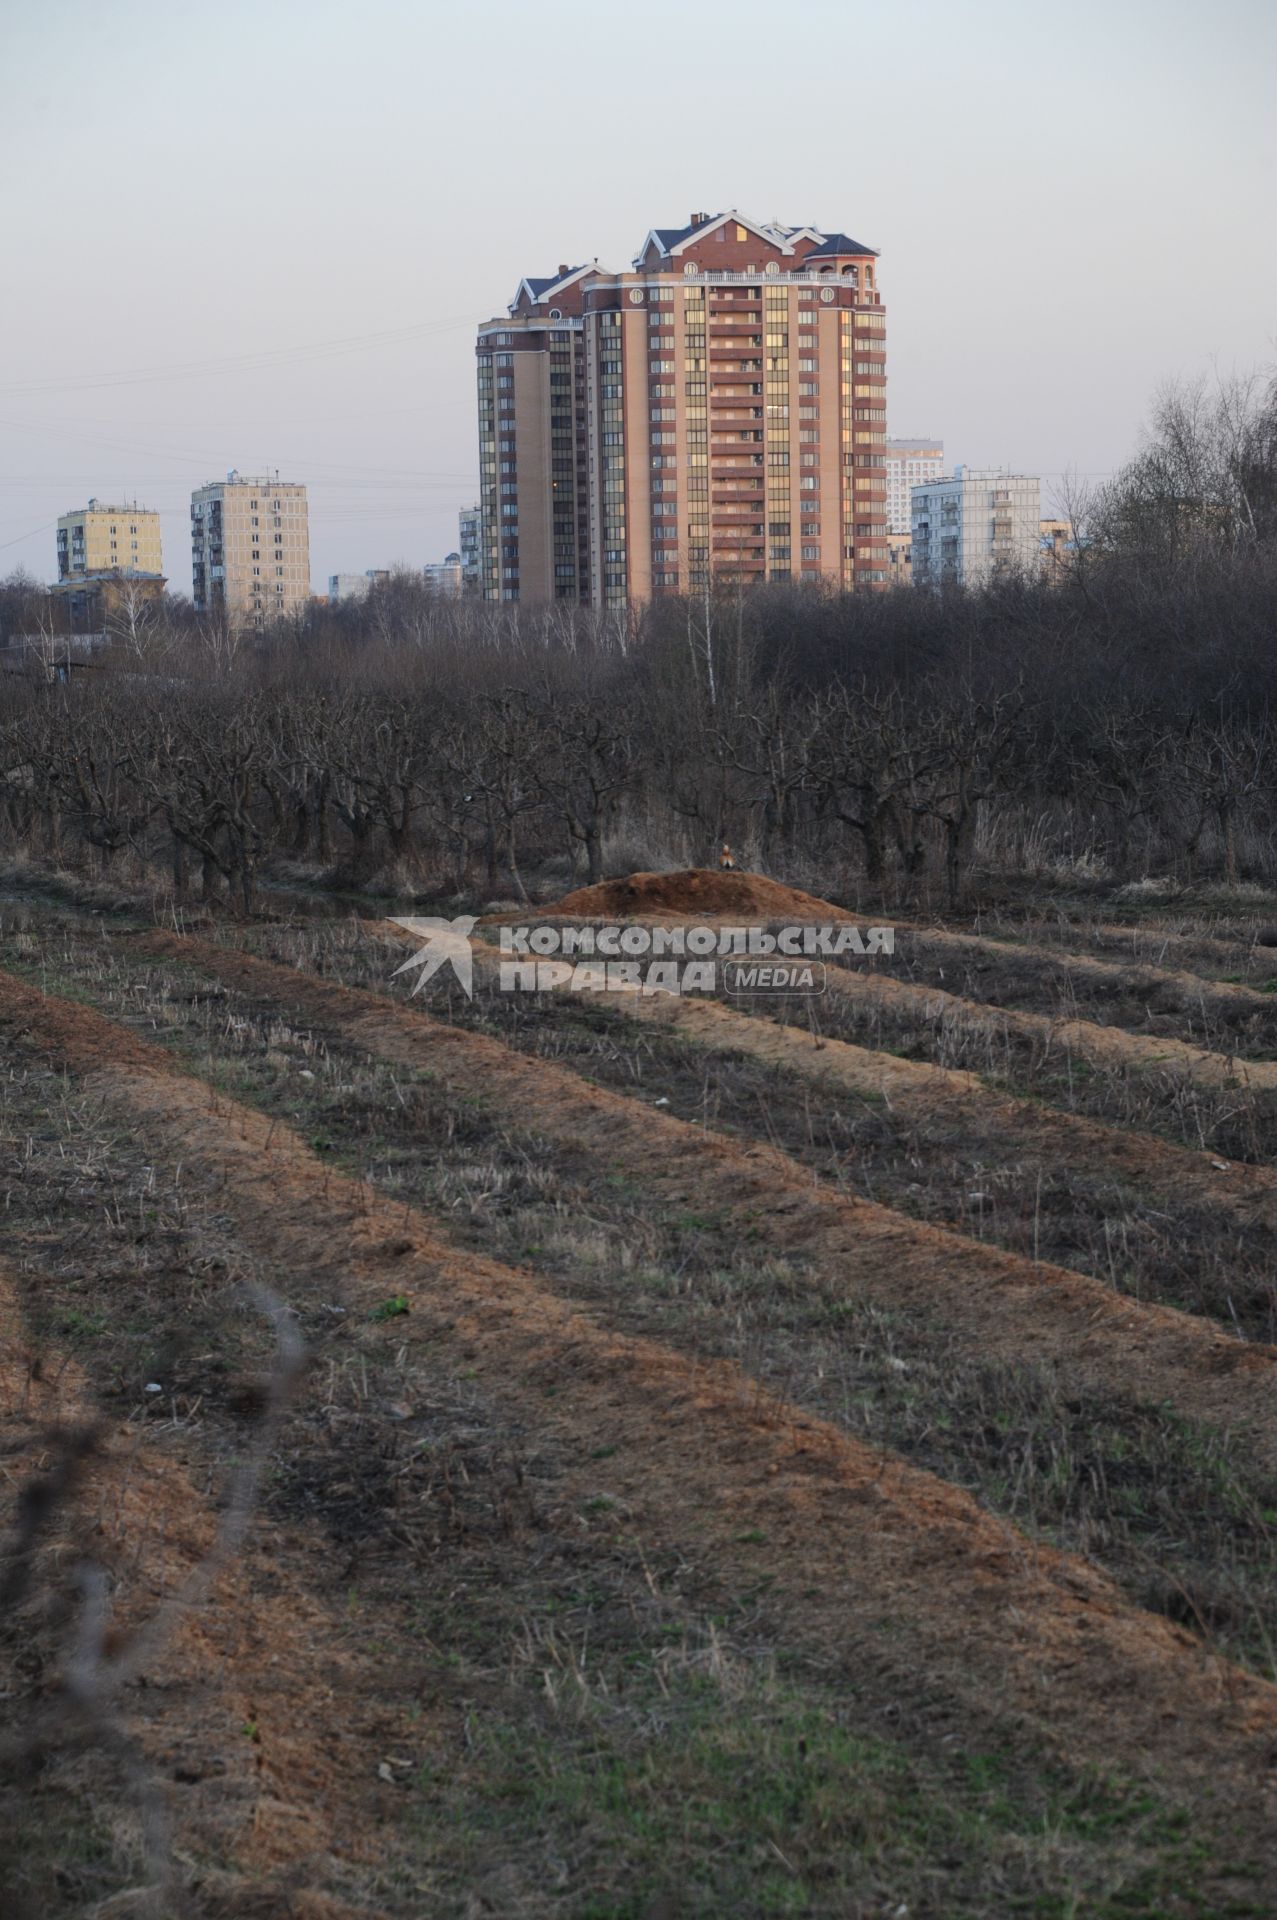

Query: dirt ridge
[
  {"left": 119, "top": 926, "right": 1277, "bottom": 1463},
  {"left": 6, "top": 960, "right": 1277, "bottom": 1861}
]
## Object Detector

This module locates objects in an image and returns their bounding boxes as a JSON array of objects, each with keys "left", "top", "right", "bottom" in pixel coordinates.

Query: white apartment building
[
  {"left": 191, "top": 471, "right": 310, "bottom": 625},
  {"left": 885, "top": 440, "right": 943, "bottom": 535},
  {"left": 328, "top": 573, "right": 369, "bottom": 603},
  {"left": 911, "top": 468, "right": 1041, "bottom": 589},
  {"left": 423, "top": 552, "right": 463, "bottom": 596},
  {"left": 327, "top": 570, "right": 391, "bottom": 603}
]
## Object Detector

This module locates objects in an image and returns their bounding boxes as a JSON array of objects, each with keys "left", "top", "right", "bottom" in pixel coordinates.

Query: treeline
[{"left": 2, "top": 372, "right": 1277, "bottom": 909}]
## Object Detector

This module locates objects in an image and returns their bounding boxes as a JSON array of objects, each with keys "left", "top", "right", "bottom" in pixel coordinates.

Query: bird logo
[{"left": 389, "top": 915, "right": 477, "bottom": 998}]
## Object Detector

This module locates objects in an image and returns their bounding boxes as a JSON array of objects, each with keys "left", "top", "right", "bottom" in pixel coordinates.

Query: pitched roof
[
  {"left": 653, "top": 223, "right": 699, "bottom": 249},
  {"left": 509, "top": 263, "right": 607, "bottom": 315},
  {"left": 803, "top": 232, "right": 879, "bottom": 258}
]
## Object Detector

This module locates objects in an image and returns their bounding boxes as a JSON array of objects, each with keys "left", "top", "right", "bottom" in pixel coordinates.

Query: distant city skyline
[{"left": 2, "top": 0, "right": 1274, "bottom": 597}]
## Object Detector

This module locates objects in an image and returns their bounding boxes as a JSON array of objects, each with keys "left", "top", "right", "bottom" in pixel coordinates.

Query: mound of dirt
[{"left": 549, "top": 867, "right": 852, "bottom": 921}]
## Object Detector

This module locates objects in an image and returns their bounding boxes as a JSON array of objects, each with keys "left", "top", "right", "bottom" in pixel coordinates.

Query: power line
[
  {"left": 0, "top": 519, "right": 58, "bottom": 553},
  {"left": 0, "top": 314, "right": 478, "bottom": 398}
]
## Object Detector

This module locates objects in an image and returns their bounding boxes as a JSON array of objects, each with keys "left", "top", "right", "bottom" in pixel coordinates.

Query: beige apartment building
[
  {"left": 190, "top": 471, "right": 311, "bottom": 625},
  {"left": 57, "top": 499, "right": 163, "bottom": 580},
  {"left": 1039, "top": 518, "right": 1076, "bottom": 582},
  {"left": 475, "top": 210, "right": 889, "bottom": 606}
]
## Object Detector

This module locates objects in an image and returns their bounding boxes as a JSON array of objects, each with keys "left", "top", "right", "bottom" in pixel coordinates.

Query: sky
[{"left": 1, "top": 0, "right": 1274, "bottom": 594}]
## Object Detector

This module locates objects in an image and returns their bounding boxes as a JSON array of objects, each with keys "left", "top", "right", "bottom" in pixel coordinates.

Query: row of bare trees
[
  {"left": 3, "top": 644, "right": 1276, "bottom": 910},
  {"left": 3, "top": 370, "right": 1277, "bottom": 906}
]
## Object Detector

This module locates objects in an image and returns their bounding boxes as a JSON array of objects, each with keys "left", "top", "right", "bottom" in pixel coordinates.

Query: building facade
[
  {"left": 57, "top": 499, "right": 162, "bottom": 580},
  {"left": 458, "top": 505, "right": 481, "bottom": 591},
  {"left": 328, "top": 569, "right": 392, "bottom": 603},
  {"left": 50, "top": 570, "right": 167, "bottom": 635},
  {"left": 885, "top": 440, "right": 943, "bottom": 535},
  {"left": 475, "top": 210, "right": 889, "bottom": 606},
  {"left": 911, "top": 469, "right": 1041, "bottom": 589},
  {"left": 886, "top": 530, "right": 912, "bottom": 587},
  {"left": 191, "top": 472, "right": 310, "bottom": 625},
  {"left": 423, "top": 553, "right": 464, "bottom": 595},
  {"left": 1039, "top": 518, "right": 1076, "bottom": 582},
  {"left": 329, "top": 572, "right": 370, "bottom": 603}
]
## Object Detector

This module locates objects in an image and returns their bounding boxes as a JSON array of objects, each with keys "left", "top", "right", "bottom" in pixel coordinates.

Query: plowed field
[{"left": 5, "top": 876, "right": 1277, "bottom": 1917}]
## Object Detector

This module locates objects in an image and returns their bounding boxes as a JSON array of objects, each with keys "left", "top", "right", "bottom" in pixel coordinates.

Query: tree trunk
[
  {"left": 507, "top": 822, "right": 528, "bottom": 904},
  {"left": 586, "top": 824, "right": 603, "bottom": 886}
]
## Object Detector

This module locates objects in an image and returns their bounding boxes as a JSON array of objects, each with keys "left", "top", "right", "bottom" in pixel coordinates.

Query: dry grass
[{"left": 6, "top": 897, "right": 1277, "bottom": 1914}]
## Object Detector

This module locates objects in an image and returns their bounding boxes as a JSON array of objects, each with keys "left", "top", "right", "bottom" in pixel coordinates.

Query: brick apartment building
[{"left": 475, "top": 210, "right": 889, "bottom": 606}]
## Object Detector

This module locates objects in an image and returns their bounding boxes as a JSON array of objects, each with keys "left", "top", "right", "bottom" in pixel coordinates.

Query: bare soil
[
  {"left": 4, "top": 964, "right": 1277, "bottom": 1904},
  {"left": 547, "top": 867, "right": 856, "bottom": 922},
  {"left": 9, "top": 881, "right": 1277, "bottom": 1913},
  {"left": 121, "top": 926, "right": 1277, "bottom": 1456}
]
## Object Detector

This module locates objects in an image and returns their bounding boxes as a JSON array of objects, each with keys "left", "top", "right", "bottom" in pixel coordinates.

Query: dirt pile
[{"left": 549, "top": 867, "right": 852, "bottom": 921}]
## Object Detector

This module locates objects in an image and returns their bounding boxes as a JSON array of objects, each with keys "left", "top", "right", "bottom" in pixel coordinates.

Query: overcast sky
[{"left": 2, "top": 0, "right": 1274, "bottom": 594}]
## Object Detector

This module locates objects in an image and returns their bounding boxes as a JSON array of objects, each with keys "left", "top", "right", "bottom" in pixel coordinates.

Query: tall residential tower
[
  {"left": 885, "top": 439, "right": 944, "bottom": 535},
  {"left": 191, "top": 472, "right": 311, "bottom": 625},
  {"left": 475, "top": 210, "right": 888, "bottom": 606}
]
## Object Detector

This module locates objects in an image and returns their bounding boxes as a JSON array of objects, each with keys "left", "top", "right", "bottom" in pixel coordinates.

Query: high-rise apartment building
[
  {"left": 191, "top": 471, "right": 311, "bottom": 625},
  {"left": 57, "top": 499, "right": 162, "bottom": 580},
  {"left": 423, "top": 553, "right": 464, "bottom": 596},
  {"left": 885, "top": 440, "right": 944, "bottom": 535},
  {"left": 458, "top": 505, "right": 481, "bottom": 591},
  {"left": 475, "top": 210, "right": 889, "bottom": 606},
  {"left": 911, "top": 469, "right": 1041, "bottom": 589}
]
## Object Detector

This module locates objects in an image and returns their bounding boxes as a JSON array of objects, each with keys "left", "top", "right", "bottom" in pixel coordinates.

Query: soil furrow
[
  {"left": 5, "top": 964, "right": 1277, "bottom": 1887},
  {"left": 114, "top": 926, "right": 1277, "bottom": 1455},
  {"left": 891, "top": 920, "right": 1277, "bottom": 1011},
  {"left": 816, "top": 957, "right": 1277, "bottom": 1088},
  {"left": 0, "top": 1261, "right": 400, "bottom": 1918}
]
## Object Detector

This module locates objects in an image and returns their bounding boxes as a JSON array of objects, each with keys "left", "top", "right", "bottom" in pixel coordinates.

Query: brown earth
[
  {"left": 0, "top": 1261, "right": 400, "bottom": 1918},
  {"left": 817, "top": 958, "right": 1277, "bottom": 1091},
  {"left": 547, "top": 867, "right": 856, "bottom": 922},
  {"left": 504, "top": 880, "right": 1277, "bottom": 1084},
  {"left": 891, "top": 919, "right": 1277, "bottom": 1014},
  {"left": 4, "top": 962, "right": 1277, "bottom": 1887},
  {"left": 115, "top": 928, "right": 1277, "bottom": 1465}
]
